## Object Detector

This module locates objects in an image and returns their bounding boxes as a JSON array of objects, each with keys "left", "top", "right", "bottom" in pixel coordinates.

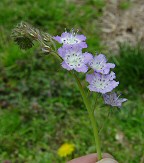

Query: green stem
[
  {"left": 51, "top": 51, "right": 62, "bottom": 62},
  {"left": 73, "top": 73, "right": 102, "bottom": 160}
]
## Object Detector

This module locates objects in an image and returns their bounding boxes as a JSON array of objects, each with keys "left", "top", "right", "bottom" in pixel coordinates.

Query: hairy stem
[{"left": 51, "top": 51, "right": 62, "bottom": 62}]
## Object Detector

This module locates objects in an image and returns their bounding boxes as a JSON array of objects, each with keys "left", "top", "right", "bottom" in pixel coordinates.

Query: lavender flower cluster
[{"left": 53, "top": 30, "right": 127, "bottom": 108}]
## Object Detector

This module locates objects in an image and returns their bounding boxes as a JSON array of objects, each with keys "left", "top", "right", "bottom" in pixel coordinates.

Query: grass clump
[{"left": 112, "top": 44, "right": 144, "bottom": 95}]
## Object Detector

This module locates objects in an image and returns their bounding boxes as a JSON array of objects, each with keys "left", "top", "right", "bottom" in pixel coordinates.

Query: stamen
[
  {"left": 95, "top": 51, "right": 99, "bottom": 56},
  {"left": 64, "top": 28, "right": 67, "bottom": 33},
  {"left": 71, "top": 28, "right": 74, "bottom": 35},
  {"left": 76, "top": 29, "right": 79, "bottom": 35}
]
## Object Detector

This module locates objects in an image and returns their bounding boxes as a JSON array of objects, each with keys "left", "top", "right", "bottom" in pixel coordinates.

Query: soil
[{"left": 100, "top": 0, "right": 144, "bottom": 54}]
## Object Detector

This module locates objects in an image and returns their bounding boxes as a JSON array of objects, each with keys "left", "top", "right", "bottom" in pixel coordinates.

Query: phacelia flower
[
  {"left": 57, "top": 143, "right": 75, "bottom": 157},
  {"left": 53, "top": 29, "right": 87, "bottom": 48},
  {"left": 89, "top": 54, "right": 115, "bottom": 74},
  {"left": 103, "top": 92, "right": 127, "bottom": 108},
  {"left": 86, "top": 72, "right": 119, "bottom": 94},
  {"left": 58, "top": 46, "right": 93, "bottom": 72}
]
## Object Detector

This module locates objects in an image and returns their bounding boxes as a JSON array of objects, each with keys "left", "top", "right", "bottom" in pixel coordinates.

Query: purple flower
[
  {"left": 86, "top": 72, "right": 119, "bottom": 94},
  {"left": 103, "top": 92, "right": 127, "bottom": 108},
  {"left": 53, "top": 30, "right": 87, "bottom": 48},
  {"left": 58, "top": 46, "right": 93, "bottom": 73},
  {"left": 89, "top": 54, "right": 115, "bottom": 74}
]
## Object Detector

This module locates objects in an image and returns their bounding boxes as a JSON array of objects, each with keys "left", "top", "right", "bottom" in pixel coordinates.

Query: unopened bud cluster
[{"left": 11, "top": 22, "right": 55, "bottom": 53}]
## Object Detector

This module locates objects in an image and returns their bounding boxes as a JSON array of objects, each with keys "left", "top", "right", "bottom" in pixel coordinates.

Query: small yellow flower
[{"left": 57, "top": 143, "right": 75, "bottom": 157}]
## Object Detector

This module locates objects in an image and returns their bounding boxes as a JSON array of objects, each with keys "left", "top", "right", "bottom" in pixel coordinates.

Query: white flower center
[
  {"left": 65, "top": 53, "right": 84, "bottom": 68},
  {"left": 92, "top": 76, "right": 109, "bottom": 89},
  {"left": 90, "top": 60, "right": 105, "bottom": 71},
  {"left": 62, "top": 35, "right": 80, "bottom": 44}
]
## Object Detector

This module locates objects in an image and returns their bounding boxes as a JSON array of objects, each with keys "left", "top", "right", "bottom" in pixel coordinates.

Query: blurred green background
[{"left": 0, "top": 0, "right": 144, "bottom": 163}]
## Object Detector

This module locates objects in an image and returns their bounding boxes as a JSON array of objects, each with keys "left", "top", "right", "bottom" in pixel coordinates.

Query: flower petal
[
  {"left": 83, "top": 52, "right": 93, "bottom": 63},
  {"left": 58, "top": 47, "right": 66, "bottom": 57},
  {"left": 76, "top": 34, "right": 86, "bottom": 41},
  {"left": 53, "top": 36, "right": 62, "bottom": 43},
  {"left": 86, "top": 74, "right": 94, "bottom": 83},
  {"left": 61, "top": 61, "right": 72, "bottom": 70},
  {"left": 75, "top": 65, "right": 88, "bottom": 73}
]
